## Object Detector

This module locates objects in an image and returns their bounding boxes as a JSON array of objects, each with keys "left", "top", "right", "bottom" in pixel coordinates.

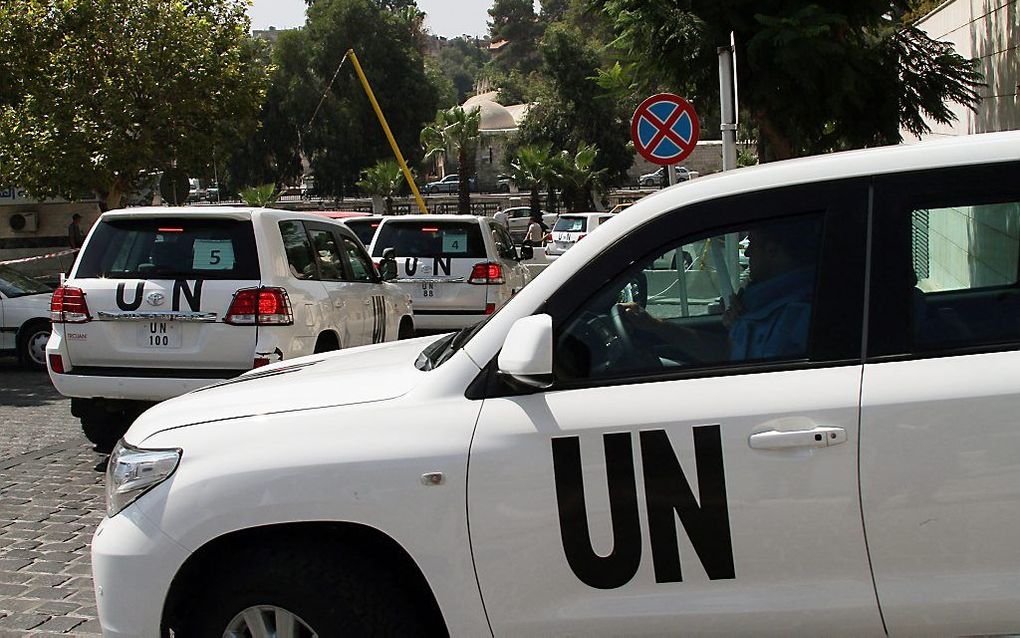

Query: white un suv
[
  {"left": 47, "top": 207, "right": 413, "bottom": 449},
  {"left": 92, "top": 133, "right": 1020, "bottom": 637}
]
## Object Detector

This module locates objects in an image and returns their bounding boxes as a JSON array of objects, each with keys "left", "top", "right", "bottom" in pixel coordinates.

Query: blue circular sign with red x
[{"left": 631, "top": 93, "right": 700, "bottom": 166}]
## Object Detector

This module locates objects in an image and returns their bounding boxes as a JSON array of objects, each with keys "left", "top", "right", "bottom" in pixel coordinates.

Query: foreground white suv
[
  {"left": 47, "top": 207, "right": 412, "bottom": 448},
  {"left": 93, "top": 133, "right": 1020, "bottom": 636}
]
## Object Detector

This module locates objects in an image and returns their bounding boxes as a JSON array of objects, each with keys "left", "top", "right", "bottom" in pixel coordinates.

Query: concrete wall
[
  {"left": 906, "top": 0, "right": 1019, "bottom": 140},
  {"left": 0, "top": 199, "right": 101, "bottom": 278}
]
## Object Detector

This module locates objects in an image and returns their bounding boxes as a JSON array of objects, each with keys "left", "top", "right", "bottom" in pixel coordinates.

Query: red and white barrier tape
[{"left": 0, "top": 248, "right": 78, "bottom": 266}]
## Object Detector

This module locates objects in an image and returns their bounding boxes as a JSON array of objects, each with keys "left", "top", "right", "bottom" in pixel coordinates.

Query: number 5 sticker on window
[{"left": 193, "top": 239, "right": 235, "bottom": 270}]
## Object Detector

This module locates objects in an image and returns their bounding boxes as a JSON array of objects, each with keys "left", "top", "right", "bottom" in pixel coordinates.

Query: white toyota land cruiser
[
  {"left": 94, "top": 133, "right": 1020, "bottom": 637},
  {"left": 47, "top": 207, "right": 412, "bottom": 449}
]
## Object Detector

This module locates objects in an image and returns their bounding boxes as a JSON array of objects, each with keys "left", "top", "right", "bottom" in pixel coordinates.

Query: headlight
[{"left": 106, "top": 441, "right": 182, "bottom": 517}]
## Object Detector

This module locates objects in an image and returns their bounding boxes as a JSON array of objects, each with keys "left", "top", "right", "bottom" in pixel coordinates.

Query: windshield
[
  {"left": 76, "top": 217, "right": 260, "bottom": 279},
  {"left": 0, "top": 264, "right": 53, "bottom": 298},
  {"left": 344, "top": 219, "right": 381, "bottom": 247},
  {"left": 553, "top": 216, "right": 588, "bottom": 233},
  {"left": 415, "top": 308, "right": 500, "bottom": 371},
  {"left": 372, "top": 221, "right": 485, "bottom": 258}
]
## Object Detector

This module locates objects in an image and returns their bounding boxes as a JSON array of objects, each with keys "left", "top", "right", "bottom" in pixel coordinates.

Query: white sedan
[{"left": 0, "top": 264, "right": 52, "bottom": 370}]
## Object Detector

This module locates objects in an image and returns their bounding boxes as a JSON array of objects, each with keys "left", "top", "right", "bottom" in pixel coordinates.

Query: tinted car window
[
  {"left": 555, "top": 214, "right": 824, "bottom": 381},
  {"left": 341, "top": 236, "right": 375, "bottom": 282},
  {"left": 344, "top": 219, "right": 381, "bottom": 246},
  {"left": 554, "top": 216, "right": 587, "bottom": 233},
  {"left": 76, "top": 218, "right": 259, "bottom": 279},
  {"left": 910, "top": 201, "right": 1020, "bottom": 351},
  {"left": 280, "top": 221, "right": 316, "bottom": 280},
  {"left": 372, "top": 221, "right": 486, "bottom": 258},
  {"left": 0, "top": 264, "right": 52, "bottom": 297},
  {"left": 308, "top": 228, "right": 344, "bottom": 280}
]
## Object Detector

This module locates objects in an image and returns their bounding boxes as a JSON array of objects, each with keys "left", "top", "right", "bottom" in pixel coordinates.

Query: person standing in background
[{"left": 67, "top": 213, "right": 85, "bottom": 249}]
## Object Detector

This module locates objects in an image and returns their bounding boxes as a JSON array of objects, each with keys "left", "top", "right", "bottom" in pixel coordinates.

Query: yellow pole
[{"left": 347, "top": 49, "right": 429, "bottom": 215}]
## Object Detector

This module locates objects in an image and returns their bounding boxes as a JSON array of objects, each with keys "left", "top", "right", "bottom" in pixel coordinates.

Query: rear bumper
[
  {"left": 49, "top": 370, "right": 230, "bottom": 402},
  {"left": 413, "top": 311, "right": 489, "bottom": 331}
]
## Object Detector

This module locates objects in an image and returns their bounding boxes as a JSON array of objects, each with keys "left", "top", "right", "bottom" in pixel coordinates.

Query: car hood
[{"left": 125, "top": 336, "right": 438, "bottom": 445}]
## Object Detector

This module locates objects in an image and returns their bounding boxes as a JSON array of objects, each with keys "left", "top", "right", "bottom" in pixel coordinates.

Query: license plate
[
  {"left": 555, "top": 233, "right": 574, "bottom": 243},
  {"left": 415, "top": 282, "right": 442, "bottom": 299},
  {"left": 139, "top": 321, "right": 182, "bottom": 348}
]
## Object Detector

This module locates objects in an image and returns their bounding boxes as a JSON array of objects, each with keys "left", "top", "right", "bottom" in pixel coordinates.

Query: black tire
[
  {"left": 184, "top": 543, "right": 439, "bottom": 637},
  {"left": 81, "top": 417, "right": 128, "bottom": 453},
  {"left": 16, "top": 320, "right": 50, "bottom": 371},
  {"left": 398, "top": 317, "right": 415, "bottom": 340}
]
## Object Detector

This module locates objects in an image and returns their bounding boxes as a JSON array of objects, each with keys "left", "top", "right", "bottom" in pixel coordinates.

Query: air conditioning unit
[{"left": 9, "top": 211, "right": 38, "bottom": 233}]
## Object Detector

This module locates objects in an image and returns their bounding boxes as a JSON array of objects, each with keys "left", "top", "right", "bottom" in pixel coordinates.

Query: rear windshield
[
  {"left": 0, "top": 264, "right": 52, "bottom": 298},
  {"left": 344, "top": 219, "right": 381, "bottom": 246},
  {"left": 554, "top": 216, "right": 588, "bottom": 233},
  {"left": 372, "top": 221, "right": 485, "bottom": 258},
  {"left": 76, "top": 218, "right": 260, "bottom": 279}
]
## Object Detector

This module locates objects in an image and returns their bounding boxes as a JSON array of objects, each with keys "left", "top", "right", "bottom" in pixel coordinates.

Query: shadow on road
[{"left": 0, "top": 358, "right": 63, "bottom": 408}]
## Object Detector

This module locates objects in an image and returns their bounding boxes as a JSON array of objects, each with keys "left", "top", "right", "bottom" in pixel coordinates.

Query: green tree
[
  {"left": 356, "top": 159, "right": 405, "bottom": 215},
  {"left": 239, "top": 183, "right": 281, "bottom": 207},
  {"left": 432, "top": 37, "right": 489, "bottom": 105},
  {"left": 514, "top": 24, "right": 633, "bottom": 188},
  {"left": 421, "top": 105, "right": 481, "bottom": 215},
  {"left": 555, "top": 142, "right": 607, "bottom": 211},
  {"left": 597, "top": 0, "right": 982, "bottom": 160},
  {"left": 488, "top": 0, "right": 544, "bottom": 74},
  {"left": 0, "top": 0, "right": 268, "bottom": 209},
  {"left": 509, "top": 144, "right": 556, "bottom": 215}
]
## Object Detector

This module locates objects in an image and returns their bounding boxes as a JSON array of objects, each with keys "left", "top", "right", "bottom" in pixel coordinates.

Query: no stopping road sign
[{"left": 631, "top": 93, "right": 700, "bottom": 165}]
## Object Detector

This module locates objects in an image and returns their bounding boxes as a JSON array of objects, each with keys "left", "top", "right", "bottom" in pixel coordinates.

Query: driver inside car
[{"left": 618, "top": 218, "right": 819, "bottom": 363}]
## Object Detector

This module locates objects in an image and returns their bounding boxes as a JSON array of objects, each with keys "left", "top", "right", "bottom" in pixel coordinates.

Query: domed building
[{"left": 460, "top": 92, "right": 532, "bottom": 192}]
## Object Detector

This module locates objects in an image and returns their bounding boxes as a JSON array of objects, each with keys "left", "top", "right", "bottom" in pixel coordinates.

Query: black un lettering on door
[{"left": 551, "top": 425, "right": 735, "bottom": 589}]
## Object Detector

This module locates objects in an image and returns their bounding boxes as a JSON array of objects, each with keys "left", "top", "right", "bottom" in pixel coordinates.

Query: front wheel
[
  {"left": 184, "top": 544, "right": 437, "bottom": 637},
  {"left": 17, "top": 320, "right": 50, "bottom": 371}
]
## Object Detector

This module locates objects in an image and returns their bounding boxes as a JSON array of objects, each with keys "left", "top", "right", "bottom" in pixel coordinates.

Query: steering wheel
[{"left": 609, "top": 303, "right": 637, "bottom": 351}]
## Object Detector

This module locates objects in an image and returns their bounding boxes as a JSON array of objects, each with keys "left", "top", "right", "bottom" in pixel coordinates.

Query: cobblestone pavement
[{"left": 0, "top": 358, "right": 104, "bottom": 636}]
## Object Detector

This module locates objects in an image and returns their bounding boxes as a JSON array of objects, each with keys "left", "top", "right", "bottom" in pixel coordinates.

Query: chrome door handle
[{"left": 748, "top": 426, "right": 847, "bottom": 450}]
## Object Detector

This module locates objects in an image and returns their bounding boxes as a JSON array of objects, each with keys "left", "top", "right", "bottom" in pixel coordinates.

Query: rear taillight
[
  {"left": 484, "top": 303, "right": 496, "bottom": 315},
  {"left": 225, "top": 287, "right": 293, "bottom": 326},
  {"left": 48, "top": 354, "right": 64, "bottom": 374},
  {"left": 253, "top": 357, "right": 271, "bottom": 368},
  {"left": 469, "top": 262, "right": 504, "bottom": 285},
  {"left": 544, "top": 233, "right": 552, "bottom": 243},
  {"left": 576, "top": 233, "right": 587, "bottom": 242},
  {"left": 50, "top": 286, "right": 91, "bottom": 323}
]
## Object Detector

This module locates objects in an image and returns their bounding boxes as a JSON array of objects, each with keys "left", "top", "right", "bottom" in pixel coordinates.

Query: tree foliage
[
  {"left": 514, "top": 23, "right": 633, "bottom": 188},
  {"left": 597, "top": 0, "right": 983, "bottom": 160},
  {"left": 509, "top": 144, "right": 555, "bottom": 214},
  {"left": 0, "top": 0, "right": 268, "bottom": 209},
  {"left": 488, "top": 0, "right": 544, "bottom": 74},
  {"left": 356, "top": 159, "right": 405, "bottom": 214},
  {"left": 227, "top": 0, "right": 439, "bottom": 200},
  {"left": 421, "top": 105, "right": 480, "bottom": 214}
]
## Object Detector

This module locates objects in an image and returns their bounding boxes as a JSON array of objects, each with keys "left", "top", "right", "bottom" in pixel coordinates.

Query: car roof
[
  {"left": 307, "top": 211, "right": 371, "bottom": 219},
  {"left": 376, "top": 214, "right": 486, "bottom": 224},
  {"left": 558, "top": 212, "right": 608, "bottom": 218},
  {"left": 98, "top": 206, "right": 351, "bottom": 225}
]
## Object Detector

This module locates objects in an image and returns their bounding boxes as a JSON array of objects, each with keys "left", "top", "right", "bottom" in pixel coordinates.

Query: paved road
[{"left": 0, "top": 358, "right": 103, "bottom": 636}]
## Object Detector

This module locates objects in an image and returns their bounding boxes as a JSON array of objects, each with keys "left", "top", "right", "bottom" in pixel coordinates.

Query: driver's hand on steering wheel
[{"left": 617, "top": 302, "right": 659, "bottom": 333}]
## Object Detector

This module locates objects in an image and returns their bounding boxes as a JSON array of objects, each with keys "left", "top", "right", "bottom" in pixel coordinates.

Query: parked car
[
  {"left": 639, "top": 166, "right": 693, "bottom": 188},
  {"left": 0, "top": 264, "right": 53, "bottom": 370},
  {"left": 544, "top": 212, "right": 615, "bottom": 259},
  {"left": 46, "top": 207, "right": 414, "bottom": 449},
  {"left": 369, "top": 215, "right": 531, "bottom": 331},
  {"left": 494, "top": 206, "right": 558, "bottom": 242},
  {"left": 495, "top": 174, "right": 513, "bottom": 192},
  {"left": 422, "top": 174, "right": 476, "bottom": 194},
  {"left": 91, "top": 131, "right": 1020, "bottom": 638}
]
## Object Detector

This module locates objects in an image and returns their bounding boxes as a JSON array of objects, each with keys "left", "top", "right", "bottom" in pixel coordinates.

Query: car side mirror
[
  {"left": 498, "top": 314, "right": 553, "bottom": 389},
  {"left": 380, "top": 247, "right": 398, "bottom": 281}
]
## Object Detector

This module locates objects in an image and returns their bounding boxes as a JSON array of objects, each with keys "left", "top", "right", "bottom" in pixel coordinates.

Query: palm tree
[
  {"left": 508, "top": 144, "right": 555, "bottom": 216},
  {"left": 556, "top": 143, "right": 607, "bottom": 211},
  {"left": 239, "top": 183, "right": 280, "bottom": 207},
  {"left": 421, "top": 106, "right": 481, "bottom": 215},
  {"left": 356, "top": 160, "right": 405, "bottom": 215}
]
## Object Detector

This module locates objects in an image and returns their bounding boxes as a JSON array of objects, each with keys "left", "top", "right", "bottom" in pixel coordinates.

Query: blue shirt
[{"left": 729, "top": 267, "right": 815, "bottom": 361}]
